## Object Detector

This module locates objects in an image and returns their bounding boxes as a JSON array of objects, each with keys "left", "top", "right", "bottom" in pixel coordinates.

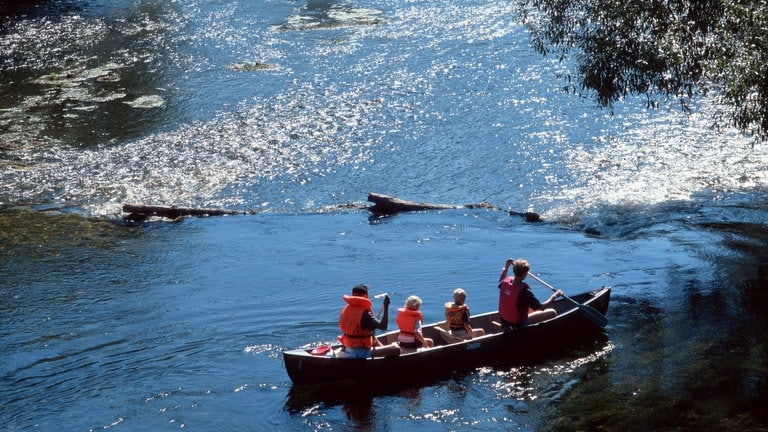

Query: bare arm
[
  {"left": 541, "top": 290, "right": 564, "bottom": 307},
  {"left": 499, "top": 258, "right": 515, "bottom": 282},
  {"left": 463, "top": 322, "right": 475, "bottom": 338},
  {"left": 416, "top": 331, "right": 429, "bottom": 346}
]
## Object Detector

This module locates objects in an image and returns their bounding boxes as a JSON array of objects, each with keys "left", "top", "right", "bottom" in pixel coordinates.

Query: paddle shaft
[{"left": 528, "top": 273, "right": 608, "bottom": 328}]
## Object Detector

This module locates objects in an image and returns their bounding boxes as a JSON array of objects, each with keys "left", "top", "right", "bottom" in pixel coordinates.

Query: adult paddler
[
  {"left": 497, "top": 258, "right": 563, "bottom": 329},
  {"left": 336, "top": 284, "right": 400, "bottom": 358}
]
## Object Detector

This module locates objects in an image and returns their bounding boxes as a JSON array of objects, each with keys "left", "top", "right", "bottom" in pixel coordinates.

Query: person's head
[
  {"left": 512, "top": 259, "right": 530, "bottom": 278},
  {"left": 352, "top": 284, "right": 369, "bottom": 297},
  {"left": 453, "top": 288, "right": 467, "bottom": 305},
  {"left": 405, "top": 295, "right": 422, "bottom": 310}
]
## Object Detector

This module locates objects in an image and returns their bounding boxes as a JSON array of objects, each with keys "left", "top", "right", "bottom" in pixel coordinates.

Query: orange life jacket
[
  {"left": 338, "top": 295, "right": 374, "bottom": 349},
  {"left": 444, "top": 302, "right": 469, "bottom": 330},
  {"left": 395, "top": 307, "right": 422, "bottom": 336}
]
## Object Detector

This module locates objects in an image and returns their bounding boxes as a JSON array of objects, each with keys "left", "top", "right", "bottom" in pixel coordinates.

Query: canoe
[{"left": 283, "top": 286, "right": 611, "bottom": 386}]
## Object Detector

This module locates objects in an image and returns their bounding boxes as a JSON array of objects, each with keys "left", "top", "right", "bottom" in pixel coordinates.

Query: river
[{"left": 1, "top": 0, "right": 767, "bottom": 431}]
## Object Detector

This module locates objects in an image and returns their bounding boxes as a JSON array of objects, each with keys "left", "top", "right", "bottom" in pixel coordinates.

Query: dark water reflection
[
  {"left": 0, "top": 0, "right": 70, "bottom": 24},
  {"left": 550, "top": 226, "right": 768, "bottom": 432}
]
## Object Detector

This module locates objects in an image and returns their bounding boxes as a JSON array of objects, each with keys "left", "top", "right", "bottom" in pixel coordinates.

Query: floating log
[
  {"left": 511, "top": 210, "right": 542, "bottom": 223},
  {"left": 122, "top": 204, "right": 245, "bottom": 222},
  {"left": 366, "top": 192, "right": 540, "bottom": 222},
  {"left": 367, "top": 192, "right": 460, "bottom": 214},
  {"left": 123, "top": 194, "right": 541, "bottom": 222}
]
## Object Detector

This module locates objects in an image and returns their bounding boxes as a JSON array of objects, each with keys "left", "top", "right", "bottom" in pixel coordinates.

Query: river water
[{"left": 1, "top": 0, "right": 767, "bottom": 431}]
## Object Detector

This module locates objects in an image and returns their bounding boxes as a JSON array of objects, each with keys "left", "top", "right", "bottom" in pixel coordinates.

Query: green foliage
[
  {"left": 518, "top": 0, "right": 768, "bottom": 139},
  {"left": 712, "top": 1, "right": 768, "bottom": 136}
]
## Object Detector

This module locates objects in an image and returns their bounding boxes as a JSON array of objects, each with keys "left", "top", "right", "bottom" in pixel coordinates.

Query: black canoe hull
[{"left": 284, "top": 286, "right": 611, "bottom": 385}]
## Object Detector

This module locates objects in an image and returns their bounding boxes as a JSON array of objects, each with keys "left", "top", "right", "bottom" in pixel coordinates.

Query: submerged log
[
  {"left": 366, "top": 192, "right": 540, "bottom": 222},
  {"left": 122, "top": 204, "right": 245, "bottom": 221}
]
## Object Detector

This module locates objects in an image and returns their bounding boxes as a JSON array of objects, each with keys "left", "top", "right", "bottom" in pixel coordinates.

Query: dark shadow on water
[
  {"left": 545, "top": 223, "right": 768, "bottom": 432},
  {"left": 1, "top": 1, "right": 78, "bottom": 29}
]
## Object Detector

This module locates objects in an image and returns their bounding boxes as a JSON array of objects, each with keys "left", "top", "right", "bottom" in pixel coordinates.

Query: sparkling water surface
[{"left": 1, "top": 0, "right": 767, "bottom": 431}]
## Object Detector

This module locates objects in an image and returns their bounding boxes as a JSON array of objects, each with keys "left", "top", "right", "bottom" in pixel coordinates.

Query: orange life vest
[
  {"left": 338, "top": 295, "right": 374, "bottom": 349},
  {"left": 395, "top": 307, "right": 422, "bottom": 336},
  {"left": 444, "top": 302, "right": 469, "bottom": 330}
]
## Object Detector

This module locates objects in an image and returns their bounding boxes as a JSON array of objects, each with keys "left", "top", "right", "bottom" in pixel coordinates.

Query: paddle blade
[{"left": 576, "top": 303, "right": 608, "bottom": 328}]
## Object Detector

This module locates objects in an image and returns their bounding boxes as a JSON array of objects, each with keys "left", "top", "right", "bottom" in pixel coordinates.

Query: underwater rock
[
  {"left": 123, "top": 95, "right": 165, "bottom": 108},
  {"left": 228, "top": 62, "right": 277, "bottom": 71}
]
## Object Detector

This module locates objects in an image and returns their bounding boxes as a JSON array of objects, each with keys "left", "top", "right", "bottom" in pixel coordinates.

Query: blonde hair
[
  {"left": 453, "top": 288, "right": 467, "bottom": 305},
  {"left": 405, "top": 295, "right": 422, "bottom": 310},
  {"left": 513, "top": 259, "right": 530, "bottom": 278}
]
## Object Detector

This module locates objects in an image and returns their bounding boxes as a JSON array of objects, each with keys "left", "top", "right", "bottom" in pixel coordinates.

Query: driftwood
[
  {"left": 122, "top": 204, "right": 245, "bottom": 222},
  {"left": 366, "top": 192, "right": 540, "bottom": 222},
  {"left": 122, "top": 194, "right": 541, "bottom": 222},
  {"left": 367, "top": 192, "right": 460, "bottom": 214}
]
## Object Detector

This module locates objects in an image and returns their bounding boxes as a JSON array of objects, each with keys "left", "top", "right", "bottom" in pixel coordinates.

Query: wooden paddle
[{"left": 528, "top": 273, "right": 608, "bottom": 328}]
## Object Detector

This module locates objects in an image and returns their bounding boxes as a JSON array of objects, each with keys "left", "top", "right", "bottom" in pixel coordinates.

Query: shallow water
[{"left": 1, "top": 0, "right": 768, "bottom": 430}]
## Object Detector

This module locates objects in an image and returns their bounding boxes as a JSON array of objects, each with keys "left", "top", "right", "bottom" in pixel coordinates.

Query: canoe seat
[{"left": 372, "top": 343, "right": 401, "bottom": 358}]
